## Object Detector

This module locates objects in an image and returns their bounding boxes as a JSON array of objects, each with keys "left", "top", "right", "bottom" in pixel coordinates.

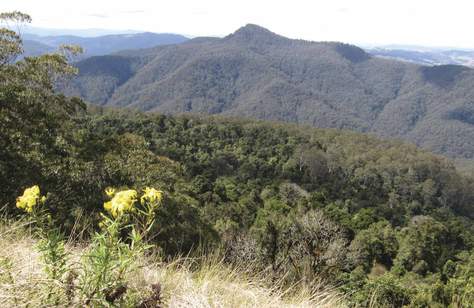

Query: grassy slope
[{"left": 0, "top": 220, "right": 344, "bottom": 307}]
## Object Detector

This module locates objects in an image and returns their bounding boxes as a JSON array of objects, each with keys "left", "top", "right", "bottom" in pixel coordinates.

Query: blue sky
[{"left": 2, "top": 0, "right": 474, "bottom": 48}]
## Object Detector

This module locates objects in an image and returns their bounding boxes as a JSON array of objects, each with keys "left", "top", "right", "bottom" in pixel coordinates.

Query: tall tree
[{"left": 0, "top": 11, "right": 84, "bottom": 205}]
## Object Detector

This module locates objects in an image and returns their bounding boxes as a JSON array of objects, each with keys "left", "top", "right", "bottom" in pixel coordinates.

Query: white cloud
[{"left": 1, "top": 0, "right": 474, "bottom": 48}]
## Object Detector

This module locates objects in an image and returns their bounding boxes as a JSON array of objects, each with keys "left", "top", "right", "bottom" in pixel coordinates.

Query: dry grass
[
  {"left": 132, "top": 256, "right": 344, "bottom": 308},
  {"left": 0, "top": 220, "right": 345, "bottom": 307}
]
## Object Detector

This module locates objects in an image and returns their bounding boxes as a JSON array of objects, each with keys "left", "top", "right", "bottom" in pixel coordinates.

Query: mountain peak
[
  {"left": 225, "top": 24, "right": 289, "bottom": 45},
  {"left": 235, "top": 24, "right": 273, "bottom": 35}
]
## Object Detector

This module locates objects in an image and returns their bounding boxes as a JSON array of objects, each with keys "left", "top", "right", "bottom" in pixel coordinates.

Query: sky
[{"left": 2, "top": 0, "right": 474, "bottom": 48}]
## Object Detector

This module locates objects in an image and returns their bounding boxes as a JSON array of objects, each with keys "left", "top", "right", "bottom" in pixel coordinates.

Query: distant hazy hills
[
  {"left": 367, "top": 47, "right": 474, "bottom": 67},
  {"left": 23, "top": 32, "right": 189, "bottom": 58},
  {"left": 60, "top": 24, "right": 474, "bottom": 160},
  {"left": 22, "top": 39, "right": 55, "bottom": 57}
]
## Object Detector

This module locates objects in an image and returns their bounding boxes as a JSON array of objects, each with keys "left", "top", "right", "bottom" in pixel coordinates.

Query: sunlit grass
[{"left": 0, "top": 219, "right": 344, "bottom": 307}]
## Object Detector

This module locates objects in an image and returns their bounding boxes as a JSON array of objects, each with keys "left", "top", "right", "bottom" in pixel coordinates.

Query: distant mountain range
[
  {"left": 366, "top": 47, "right": 474, "bottom": 67},
  {"left": 24, "top": 27, "right": 474, "bottom": 67},
  {"left": 22, "top": 32, "right": 189, "bottom": 58},
  {"left": 58, "top": 24, "right": 474, "bottom": 160},
  {"left": 23, "top": 25, "right": 142, "bottom": 37}
]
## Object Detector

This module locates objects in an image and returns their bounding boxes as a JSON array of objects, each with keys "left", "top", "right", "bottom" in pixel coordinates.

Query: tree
[
  {"left": 0, "top": 11, "right": 31, "bottom": 65},
  {"left": 348, "top": 220, "right": 398, "bottom": 272},
  {"left": 0, "top": 11, "right": 84, "bottom": 208},
  {"left": 394, "top": 216, "right": 451, "bottom": 274}
]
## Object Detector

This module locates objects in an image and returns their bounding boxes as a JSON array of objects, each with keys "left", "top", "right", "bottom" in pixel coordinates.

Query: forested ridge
[
  {"left": 61, "top": 24, "right": 474, "bottom": 161},
  {"left": 22, "top": 32, "right": 189, "bottom": 58},
  {"left": 2, "top": 12, "right": 474, "bottom": 307}
]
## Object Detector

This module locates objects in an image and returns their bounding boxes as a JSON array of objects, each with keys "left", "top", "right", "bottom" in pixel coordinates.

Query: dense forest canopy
[{"left": 2, "top": 12, "right": 474, "bottom": 307}]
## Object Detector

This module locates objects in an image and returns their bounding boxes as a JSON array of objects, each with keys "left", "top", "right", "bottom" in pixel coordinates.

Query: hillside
[
  {"left": 6, "top": 103, "right": 474, "bottom": 306},
  {"left": 23, "top": 32, "right": 189, "bottom": 57},
  {"left": 61, "top": 24, "right": 474, "bottom": 160},
  {"left": 4, "top": 24, "right": 474, "bottom": 306}
]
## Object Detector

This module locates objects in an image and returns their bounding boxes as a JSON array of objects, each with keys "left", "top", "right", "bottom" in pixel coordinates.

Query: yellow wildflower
[
  {"left": 105, "top": 187, "right": 116, "bottom": 198},
  {"left": 103, "top": 189, "right": 137, "bottom": 218},
  {"left": 16, "top": 185, "right": 46, "bottom": 213},
  {"left": 140, "top": 187, "right": 163, "bottom": 205},
  {"left": 104, "top": 201, "right": 112, "bottom": 212}
]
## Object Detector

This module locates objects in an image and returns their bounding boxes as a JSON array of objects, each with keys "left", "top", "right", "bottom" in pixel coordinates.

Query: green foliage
[
  {"left": 0, "top": 12, "right": 86, "bottom": 217},
  {"left": 352, "top": 274, "right": 412, "bottom": 307},
  {"left": 444, "top": 251, "right": 474, "bottom": 307},
  {"left": 349, "top": 221, "right": 398, "bottom": 272},
  {"left": 394, "top": 216, "right": 453, "bottom": 274},
  {"left": 3, "top": 16, "right": 474, "bottom": 306},
  {"left": 37, "top": 229, "right": 68, "bottom": 281},
  {"left": 0, "top": 11, "right": 31, "bottom": 65},
  {"left": 78, "top": 216, "right": 149, "bottom": 306}
]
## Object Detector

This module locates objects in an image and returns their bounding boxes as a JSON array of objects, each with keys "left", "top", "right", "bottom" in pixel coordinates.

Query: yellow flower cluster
[
  {"left": 140, "top": 187, "right": 163, "bottom": 205},
  {"left": 104, "top": 189, "right": 138, "bottom": 218},
  {"left": 16, "top": 185, "right": 46, "bottom": 213},
  {"left": 103, "top": 187, "right": 163, "bottom": 219},
  {"left": 105, "top": 187, "right": 116, "bottom": 198}
]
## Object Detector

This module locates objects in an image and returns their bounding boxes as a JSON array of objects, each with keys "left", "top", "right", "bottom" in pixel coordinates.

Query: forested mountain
[
  {"left": 61, "top": 24, "right": 474, "bottom": 161},
  {"left": 23, "top": 32, "right": 189, "bottom": 57},
  {"left": 4, "top": 13, "right": 474, "bottom": 306}
]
